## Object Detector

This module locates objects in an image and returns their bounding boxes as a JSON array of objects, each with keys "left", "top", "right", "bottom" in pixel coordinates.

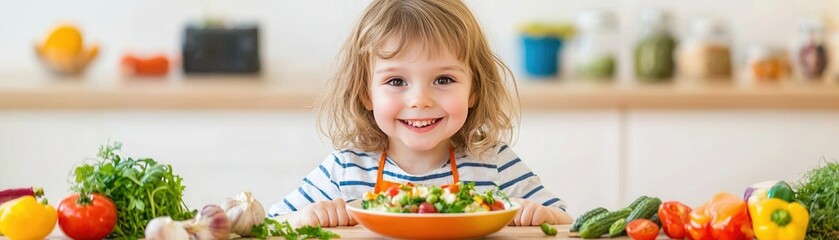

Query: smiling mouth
[{"left": 399, "top": 117, "right": 443, "bottom": 128}]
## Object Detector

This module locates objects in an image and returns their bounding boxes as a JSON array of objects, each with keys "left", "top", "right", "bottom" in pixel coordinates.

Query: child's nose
[{"left": 407, "top": 88, "right": 434, "bottom": 109}]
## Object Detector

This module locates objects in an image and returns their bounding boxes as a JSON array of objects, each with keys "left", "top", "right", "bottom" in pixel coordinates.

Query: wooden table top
[
  {"left": 2, "top": 224, "right": 671, "bottom": 239},
  {"left": 317, "top": 224, "right": 655, "bottom": 239}
]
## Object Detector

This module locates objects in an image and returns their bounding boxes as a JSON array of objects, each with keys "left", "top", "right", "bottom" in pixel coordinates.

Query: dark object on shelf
[{"left": 182, "top": 22, "right": 260, "bottom": 74}]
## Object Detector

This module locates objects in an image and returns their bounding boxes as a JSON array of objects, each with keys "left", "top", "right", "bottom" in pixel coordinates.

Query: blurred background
[{"left": 1, "top": 0, "right": 839, "bottom": 219}]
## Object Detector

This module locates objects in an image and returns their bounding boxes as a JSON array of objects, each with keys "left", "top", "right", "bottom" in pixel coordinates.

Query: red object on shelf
[{"left": 121, "top": 54, "right": 170, "bottom": 76}]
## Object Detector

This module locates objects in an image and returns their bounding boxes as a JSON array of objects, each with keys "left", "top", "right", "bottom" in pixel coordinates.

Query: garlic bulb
[
  {"left": 222, "top": 191, "right": 266, "bottom": 236},
  {"left": 184, "top": 204, "right": 231, "bottom": 240},
  {"left": 145, "top": 217, "right": 190, "bottom": 240},
  {"left": 145, "top": 205, "right": 231, "bottom": 240}
]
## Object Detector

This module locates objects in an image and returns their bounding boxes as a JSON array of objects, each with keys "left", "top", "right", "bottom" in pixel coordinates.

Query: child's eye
[
  {"left": 385, "top": 78, "right": 407, "bottom": 86},
  {"left": 434, "top": 76, "right": 455, "bottom": 85}
]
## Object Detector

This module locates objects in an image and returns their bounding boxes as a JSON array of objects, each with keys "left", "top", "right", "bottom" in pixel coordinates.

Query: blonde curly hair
[{"left": 317, "top": 0, "right": 519, "bottom": 158}]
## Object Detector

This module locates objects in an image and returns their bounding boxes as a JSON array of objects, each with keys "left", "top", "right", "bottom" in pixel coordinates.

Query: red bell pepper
[
  {"left": 686, "top": 192, "right": 754, "bottom": 240},
  {"left": 658, "top": 201, "right": 692, "bottom": 239}
]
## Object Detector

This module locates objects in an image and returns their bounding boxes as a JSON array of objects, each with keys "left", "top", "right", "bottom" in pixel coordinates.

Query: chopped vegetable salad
[{"left": 361, "top": 182, "right": 511, "bottom": 213}]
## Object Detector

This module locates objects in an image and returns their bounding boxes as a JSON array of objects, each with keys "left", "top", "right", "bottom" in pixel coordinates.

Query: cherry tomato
[
  {"left": 57, "top": 193, "right": 118, "bottom": 240},
  {"left": 489, "top": 200, "right": 505, "bottom": 211},
  {"left": 658, "top": 201, "right": 692, "bottom": 239},
  {"left": 418, "top": 202, "right": 438, "bottom": 213},
  {"left": 626, "top": 219, "right": 660, "bottom": 240},
  {"left": 386, "top": 186, "right": 400, "bottom": 198}
]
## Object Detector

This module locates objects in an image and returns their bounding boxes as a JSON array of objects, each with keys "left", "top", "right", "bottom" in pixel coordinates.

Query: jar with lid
[
  {"left": 744, "top": 45, "right": 790, "bottom": 83},
  {"left": 571, "top": 10, "right": 618, "bottom": 81},
  {"left": 634, "top": 9, "right": 677, "bottom": 82},
  {"left": 677, "top": 18, "right": 732, "bottom": 81},
  {"left": 792, "top": 16, "right": 829, "bottom": 81}
]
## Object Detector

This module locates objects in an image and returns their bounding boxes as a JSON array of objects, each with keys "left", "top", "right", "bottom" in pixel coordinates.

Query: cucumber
[
  {"left": 626, "top": 195, "right": 648, "bottom": 210},
  {"left": 579, "top": 208, "right": 632, "bottom": 238},
  {"left": 610, "top": 197, "right": 661, "bottom": 236},
  {"left": 650, "top": 213, "right": 661, "bottom": 227},
  {"left": 609, "top": 218, "right": 627, "bottom": 237},
  {"left": 626, "top": 197, "right": 661, "bottom": 222},
  {"left": 570, "top": 207, "right": 608, "bottom": 232}
]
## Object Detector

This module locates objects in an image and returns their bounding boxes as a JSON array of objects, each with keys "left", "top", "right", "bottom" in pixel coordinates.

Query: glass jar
[
  {"left": 744, "top": 45, "right": 790, "bottom": 83},
  {"left": 634, "top": 9, "right": 677, "bottom": 83},
  {"left": 792, "top": 16, "right": 829, "bottom": 82},
  {"left": 677, "top": 18, "right": 732, "bottom": 81},
  {"left": 571, "top": 10, "right": 618, "bottom": 81},
  {"left": 830, "top": 26, "right": 839, "bottom": 82}
]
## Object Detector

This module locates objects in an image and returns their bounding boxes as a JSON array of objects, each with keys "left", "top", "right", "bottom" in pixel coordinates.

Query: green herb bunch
[
  {"left": 795, "top": 160, "right": 839, "bottom": 240},
  {"left": 250, "top": 218, "right": 340, "bottom": 240},
  {"left": 70, "top": 142, "right": 195, "bottom": 239}
]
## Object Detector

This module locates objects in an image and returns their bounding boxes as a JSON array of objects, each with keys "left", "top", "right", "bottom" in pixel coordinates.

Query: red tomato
[
  {"left": 418, "top": 202, "right": 438, "bottom": 213},
  {"left": 489, "top": 200, "right": 505, "bottom": 211},
  {"left": 626, "top": 219, "right": 660, "bottom": 240},
  {"left": 386, "top": 186, "right": 400, "bottom": 197},
  {"left": 658, "top": 201, "right": 692, "bottom": 239},
  {"left": 57, "top": 193, "right": 118, "bottom": 240}
]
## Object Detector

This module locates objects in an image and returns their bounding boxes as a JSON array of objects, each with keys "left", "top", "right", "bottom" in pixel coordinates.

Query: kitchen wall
[
  {"left": 1, "top": 0, "right": 837, "bottom": 80},
  {"left": 2, "top": 0, "right": 839, "bottom": 217}
]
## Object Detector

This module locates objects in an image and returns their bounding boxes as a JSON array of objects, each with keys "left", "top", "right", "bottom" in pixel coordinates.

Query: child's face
[{"left": 366, "top": 39, "right": 473, "bottom": 152}]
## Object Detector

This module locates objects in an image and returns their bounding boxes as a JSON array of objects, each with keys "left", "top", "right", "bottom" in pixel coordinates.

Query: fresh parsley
[
  {"left": 70, "top": 142, "right": 195, "bottom": 239},
  {"left": 795, "top": 160, "right": 839, "bottom": 240},
  {"left": 250, "top": 218, "right": 340, "bottom": 240}
]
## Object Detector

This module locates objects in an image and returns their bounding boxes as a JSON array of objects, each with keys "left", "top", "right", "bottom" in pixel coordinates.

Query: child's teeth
[{"left": 403, "top": 118, "right": 438, "bottom": 127}]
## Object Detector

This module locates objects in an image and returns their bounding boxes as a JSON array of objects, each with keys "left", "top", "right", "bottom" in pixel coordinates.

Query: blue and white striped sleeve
[
  {"left": 268, "top": 154, "right": 344, "bottom": 217},
  {"left": 495, "top": 145, "right": 568, "bottom": 211}
]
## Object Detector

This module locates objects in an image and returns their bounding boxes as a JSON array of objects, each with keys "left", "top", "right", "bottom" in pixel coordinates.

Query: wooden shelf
[
  {"left": 0, "top": 73, "right": 323, "bottom": 110},
  {"left": 1, "top": 73, "right": 839, "bottom": 110},
  {"left": 517, "top": 81, "right": 839, "bottom": 110}
]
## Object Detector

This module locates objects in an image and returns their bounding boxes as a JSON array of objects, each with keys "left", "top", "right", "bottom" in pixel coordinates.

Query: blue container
[{"left": 521, "top": 35, "right": 563, "bottom": 78}]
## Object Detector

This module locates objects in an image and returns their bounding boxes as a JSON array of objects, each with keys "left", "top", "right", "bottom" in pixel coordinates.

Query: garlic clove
[
  {"left": 145, "top": 217, "right": 190, "bottom": 240},
  {"left": 185, "top": 204, "right": 231, "bottom": 240},
  {"left": 223, "top": 191, "right": 266, "bottom": 237}
]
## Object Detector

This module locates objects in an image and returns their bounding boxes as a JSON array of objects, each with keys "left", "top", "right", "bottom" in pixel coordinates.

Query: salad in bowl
[
  {"left": 361, "top": 181, "right": 511, "bottom": 213},
  {"left": 349, "top": 182, "right": 519, "bottom": 239}
]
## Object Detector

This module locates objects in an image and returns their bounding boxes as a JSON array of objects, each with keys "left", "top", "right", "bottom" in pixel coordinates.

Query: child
[{"left": 269, "top": 0, "right": 573, "bottom": 227}]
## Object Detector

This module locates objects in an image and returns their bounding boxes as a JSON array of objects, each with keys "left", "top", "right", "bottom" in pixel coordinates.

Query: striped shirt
[{"left": 268, "top": 144, "right": 566, "bottom": 216}]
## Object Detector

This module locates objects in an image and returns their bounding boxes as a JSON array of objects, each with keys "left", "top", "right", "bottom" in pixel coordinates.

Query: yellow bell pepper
[
  {"left": 0, "top": 203, "right": 3, "bottom": 236},
  {"left": 750, "top": 198, "right": 809, "bottom": 240},
  {"left": 0, "top": 196, "right": 57, "bottom": 240}
]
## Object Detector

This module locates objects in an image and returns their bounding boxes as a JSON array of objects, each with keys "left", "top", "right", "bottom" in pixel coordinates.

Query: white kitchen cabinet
[
  {"left": 2, "top": 109, "right": 838, "bottom": 217},
  {"left": 517, "top": 111, "right": 621, "bottom": 216},
  {"left": 624, "top": 110, "right": 839, "bottom": 206}
]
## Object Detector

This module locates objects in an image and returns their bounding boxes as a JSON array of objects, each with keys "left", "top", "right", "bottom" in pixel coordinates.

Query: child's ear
[
  {"left": 362, "top": 95, "right": 373, "bottom": 110},
  {"left": 468, "top": 92, "right": 477, "bottom": 108}
]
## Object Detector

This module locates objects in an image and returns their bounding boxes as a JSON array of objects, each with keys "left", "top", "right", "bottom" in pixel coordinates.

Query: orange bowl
[{"left": 347, "top": 200, "right": 520, "bottom": 239}]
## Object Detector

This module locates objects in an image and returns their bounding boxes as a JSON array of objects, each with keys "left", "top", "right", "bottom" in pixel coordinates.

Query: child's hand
[
  {"left": 508, "top": 198, "right": 573, "bottom": 226},
  {"left": 296, "top": 198, "right": 357, "bottom": 227}
]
